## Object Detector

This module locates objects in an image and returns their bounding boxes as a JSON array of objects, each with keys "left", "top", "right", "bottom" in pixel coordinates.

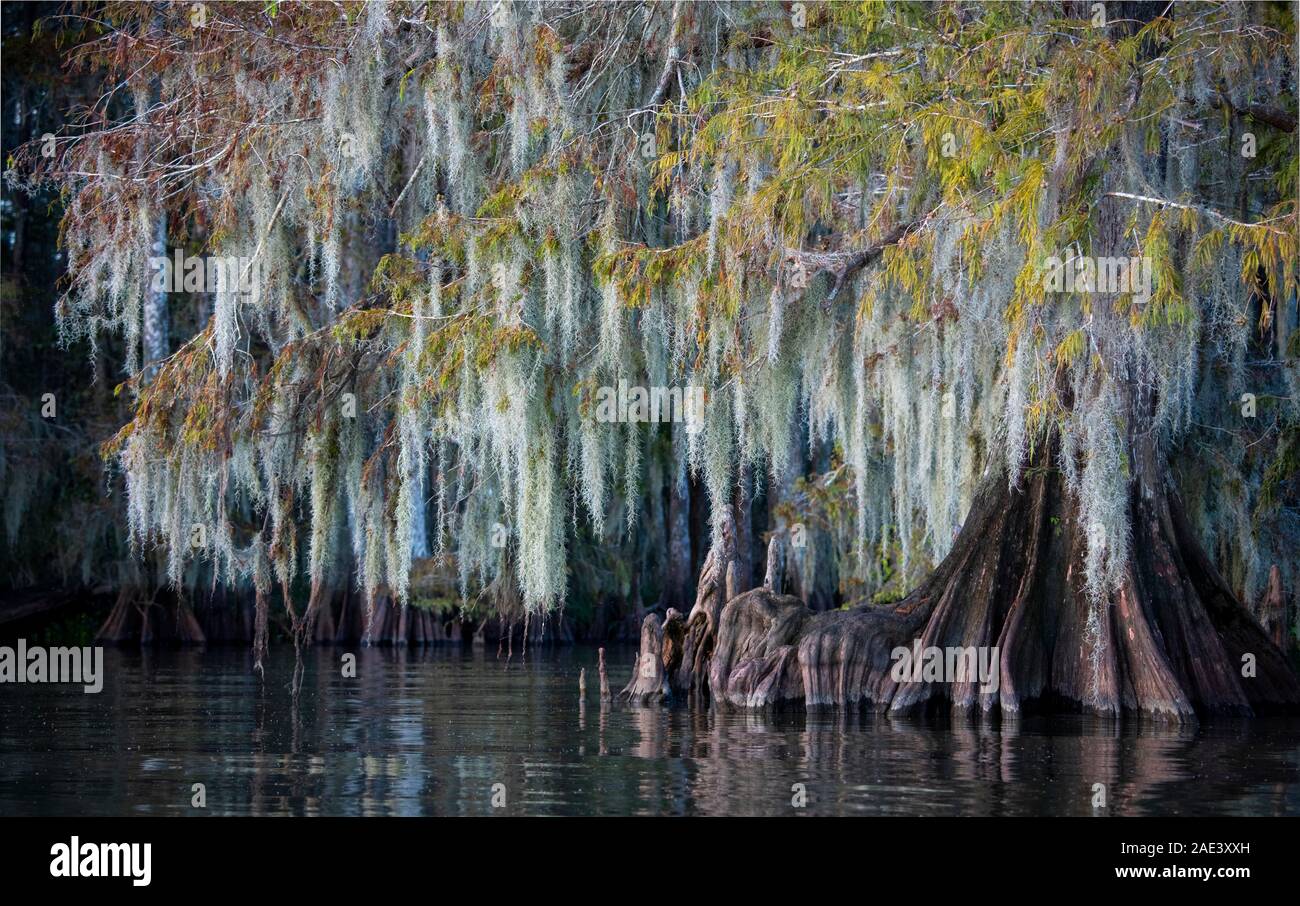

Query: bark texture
[
  {"left": 672, "top": 504, "right": 737, "bottom": 697},
  {"left": 1258, "top": 565, "right": 1288, "bottom": 650},
  {"left": 634, "top": 449, "right": 1300, "bottom": 720},
  {"left": 621, "top": 613, "right": 668, "bottom": 702}
]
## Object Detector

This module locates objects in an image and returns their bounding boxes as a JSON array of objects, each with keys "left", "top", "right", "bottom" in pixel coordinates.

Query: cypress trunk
[{"left": 646, "top": 438, "right": 1299, "bottom": 720}]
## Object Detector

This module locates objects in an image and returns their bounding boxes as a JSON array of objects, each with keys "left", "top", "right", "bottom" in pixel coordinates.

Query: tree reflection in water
[{"left": 1, "top": 647, "right": 1296, "bottom": 816}]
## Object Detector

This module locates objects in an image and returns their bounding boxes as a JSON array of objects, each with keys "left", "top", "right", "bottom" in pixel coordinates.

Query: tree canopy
[{"left": 8, "top": 0, "right": 1297, "bottom": 649}]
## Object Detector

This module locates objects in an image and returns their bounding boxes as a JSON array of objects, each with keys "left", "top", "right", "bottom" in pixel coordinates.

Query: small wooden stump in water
[
  {"left": 621, "top": 613, "right": 668, "bottom": 702},
  {"left": 579, "top": 667, "right": 587, "bottom": 699},
  {"left": 598, "top": 647, "right": 611, "bottom": 702},
  {"left": 617, "top": 610, "right": 690, "bottom": 703}
]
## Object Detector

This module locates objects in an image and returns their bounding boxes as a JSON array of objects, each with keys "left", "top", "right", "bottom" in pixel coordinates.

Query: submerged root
[{"left": 96, "top": 586, "right": 206, "bottom": 646}]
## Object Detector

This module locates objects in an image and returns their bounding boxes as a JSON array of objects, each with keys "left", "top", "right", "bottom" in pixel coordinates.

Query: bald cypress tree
[{"left": 12, "top": 1, "right": 1298, "bottom": 716}]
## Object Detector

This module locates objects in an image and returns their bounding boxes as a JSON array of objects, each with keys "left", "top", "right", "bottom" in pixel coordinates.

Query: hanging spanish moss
[{"left": 5, "top": 0, "right": 1297, "bottom": 720}]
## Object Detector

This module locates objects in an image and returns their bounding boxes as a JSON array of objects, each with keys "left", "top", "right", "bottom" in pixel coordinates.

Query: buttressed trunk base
[{"left": 630, "top": 446, "right": 1299, "bottom": 721}]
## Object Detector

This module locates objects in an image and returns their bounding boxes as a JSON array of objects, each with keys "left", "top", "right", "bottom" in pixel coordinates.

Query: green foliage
[{"left": 8, "top": 1, "right": 1297, "bottom": 628}]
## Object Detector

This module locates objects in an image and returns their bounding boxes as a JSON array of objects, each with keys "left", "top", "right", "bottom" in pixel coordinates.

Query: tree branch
[
  {"left": 1103, "top": 191, "right": 1291, "bottom": 234},
  {"left": 644, "top": 1, "right": 685, "bottom": 112},
  {"left": 1241, "top": 103, "right": 1297, "bottom": 133},
  {"left": 782, "top": 222, "right": 919, "bottom": 303}
]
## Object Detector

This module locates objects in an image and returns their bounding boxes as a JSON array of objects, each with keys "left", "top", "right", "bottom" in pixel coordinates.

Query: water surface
[{"left": 2, "top": 646, "right": 1298, "bottom": 816}]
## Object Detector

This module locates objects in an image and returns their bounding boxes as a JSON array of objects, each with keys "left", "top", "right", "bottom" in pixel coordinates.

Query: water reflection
[{"left": 1, "top": 647, "right": 1297, "bottom": 816}]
